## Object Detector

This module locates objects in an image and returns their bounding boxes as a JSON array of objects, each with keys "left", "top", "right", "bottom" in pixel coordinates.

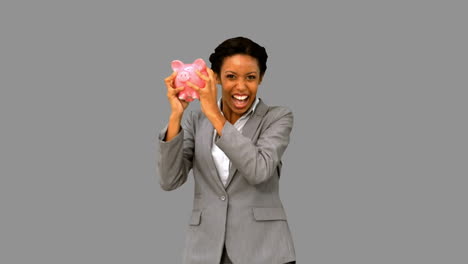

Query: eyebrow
[{"left": 224, "top": 71, "right": 258, "bottom": 75}]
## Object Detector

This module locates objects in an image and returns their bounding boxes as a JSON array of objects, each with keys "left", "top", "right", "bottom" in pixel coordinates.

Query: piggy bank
[{"left": 171, "top": 58, "right": 208, "bottom": 102}]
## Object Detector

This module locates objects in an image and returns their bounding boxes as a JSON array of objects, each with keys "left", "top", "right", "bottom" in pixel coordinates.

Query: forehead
[{"left": 221, "top": 54, "right": 259, "bottom": 72}]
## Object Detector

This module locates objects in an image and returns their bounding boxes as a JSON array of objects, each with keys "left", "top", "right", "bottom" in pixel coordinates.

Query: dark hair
[{"left": 209, "top": 36, "right": 268, "bottom": 77}]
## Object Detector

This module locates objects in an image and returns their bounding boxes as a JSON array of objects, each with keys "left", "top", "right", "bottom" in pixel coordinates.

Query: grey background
[{"left": 1, "top": 0, "right": 467, "bottom": 263}]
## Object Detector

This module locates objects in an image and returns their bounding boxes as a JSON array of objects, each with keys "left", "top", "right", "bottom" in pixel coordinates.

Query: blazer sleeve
[
  {"left": 215, "top": 107, "right": 293, "bottom": 185},
  {"left": 157, "top": 112, "right": 196, "bottom": 191}
]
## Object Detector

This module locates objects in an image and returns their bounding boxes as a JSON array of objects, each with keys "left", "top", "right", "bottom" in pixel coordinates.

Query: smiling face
[{"left": 217, "top": 54, "right": 263, "bottom": 124}]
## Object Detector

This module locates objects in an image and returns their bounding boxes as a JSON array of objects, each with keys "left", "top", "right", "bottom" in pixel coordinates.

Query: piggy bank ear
[
  {"left": 171, "top": 60, "right": 184, "bottom": 71},
  {"left": 193, "top": 58, "right": 206, "bottom": 71}
]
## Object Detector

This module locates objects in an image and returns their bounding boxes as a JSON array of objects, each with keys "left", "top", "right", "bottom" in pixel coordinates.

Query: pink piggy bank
[{"left": 171, "top": 58, "right": 208, "bottom": 102}]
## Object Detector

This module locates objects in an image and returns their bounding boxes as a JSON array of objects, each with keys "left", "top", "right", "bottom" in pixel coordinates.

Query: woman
[{"left": 158, "top": 36, "right": 296, "bottom": 264}]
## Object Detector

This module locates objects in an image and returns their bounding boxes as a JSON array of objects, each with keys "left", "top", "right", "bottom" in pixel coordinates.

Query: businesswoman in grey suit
[{"left": 158, "top": 37, "right": 296, "bottom": 264}]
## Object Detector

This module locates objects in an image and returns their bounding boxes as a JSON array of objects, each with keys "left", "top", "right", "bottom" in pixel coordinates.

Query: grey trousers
[{"left": 220, "top": 245, "right": 296, "bottom": 264}]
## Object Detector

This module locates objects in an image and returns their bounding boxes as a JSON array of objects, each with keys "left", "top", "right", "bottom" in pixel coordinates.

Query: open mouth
[{"left": 232, "top": 95, "right": 250, "bottom": 109}]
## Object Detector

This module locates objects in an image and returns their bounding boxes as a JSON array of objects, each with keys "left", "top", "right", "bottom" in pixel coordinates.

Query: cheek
[
  {"left": 221, "top": 83, "right": 233, "bottom": 93},
  {"left": 221, "top": 87, "right": 230, "bottom": 98},
  {"left": 249, "top": 84, "right": 259, "bottom": 94}
]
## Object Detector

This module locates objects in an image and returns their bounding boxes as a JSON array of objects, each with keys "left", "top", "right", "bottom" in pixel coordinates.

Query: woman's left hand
[
  {"left": 188, "top": 68, "right": 226, "bottom": 134},
  {"left": 187, "top": 68, "right": 220, "bottom": 118}
]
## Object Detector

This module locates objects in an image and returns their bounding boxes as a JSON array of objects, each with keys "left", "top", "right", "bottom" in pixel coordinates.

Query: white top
[{"left": 211, "top": 97, "right": 260, "bottom": 186}]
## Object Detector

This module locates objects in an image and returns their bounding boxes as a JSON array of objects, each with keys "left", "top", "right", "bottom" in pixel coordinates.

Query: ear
[
  {"left": 214, "top": 72, "right": 221, "bottom": 84},
  {"left": 258, "top": 74, "right": 264, "bottom": 85},
  {"left": 171, "top": 60, "right": 184, "bottom": 71},
  {"left": 193, "top": 58, "right": 206, "bottom": 71}
]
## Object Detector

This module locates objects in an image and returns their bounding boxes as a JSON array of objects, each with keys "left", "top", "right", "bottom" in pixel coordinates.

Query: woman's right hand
[{"left": 165, "top": 71, "right": 189, "bottom": 116}]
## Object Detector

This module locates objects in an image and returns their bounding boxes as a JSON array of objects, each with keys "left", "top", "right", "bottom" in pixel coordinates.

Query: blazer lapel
[
  {"left": 199, "top": 116, "right": 226, "bottom": 191},
  {"left": 225, "top": 100, "right": 269, "bottom": 188}
]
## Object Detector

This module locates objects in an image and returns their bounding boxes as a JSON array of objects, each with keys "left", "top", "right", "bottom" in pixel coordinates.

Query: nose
[{"left": 235, "top": 78, "right": 247, "bottom": 90}]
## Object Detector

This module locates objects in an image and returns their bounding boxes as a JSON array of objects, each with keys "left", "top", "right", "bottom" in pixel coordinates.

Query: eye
[
  {"left": 246, "top": 75, "right": 257, "bottom": 80},
  {"left": 226, "top": 74, "right": 236, "bottom": 79}
]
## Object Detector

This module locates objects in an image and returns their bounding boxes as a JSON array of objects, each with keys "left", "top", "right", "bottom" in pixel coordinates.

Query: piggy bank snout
[{"left": 178, "top": 72, "right": 190, "bottom": 82}]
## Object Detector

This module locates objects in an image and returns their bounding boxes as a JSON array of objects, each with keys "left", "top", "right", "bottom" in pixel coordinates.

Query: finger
[
  {"left": 164, "top": 71, "right": 177, "bottom": 85},
  {"left": 167, "top": 86, "right": 184, "bottom": 97},
  {"left": 205, "top": 68, "right": 217, "bottom": 85},
  {"left": 164, "top": 71, "right": 177, "bottom": 82},
  {"left": 172, "top": 86, "right": 185, "bottom": 94},
  {"left": 187, "top": 81, "right": 200, "bottom": 92},
  {"left": 195, "top": 69, "right": 210, "bottom": 82},
  {"left": 170, "top": 86, "right": 184, "bottom": 93},
  {"left": 206, "top": 68, "right": 216, "bottom": 80}
]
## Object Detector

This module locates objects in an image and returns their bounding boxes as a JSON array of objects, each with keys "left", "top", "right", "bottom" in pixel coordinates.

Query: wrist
[
  {"left": 207, "top": 111, "right": 226, "bottom": 135},
  {"left": 169, "top": 112, "right": 183, "bottom": 122},
  {"left": 205, "top": 107, "right": 222, "bottom": 121}
]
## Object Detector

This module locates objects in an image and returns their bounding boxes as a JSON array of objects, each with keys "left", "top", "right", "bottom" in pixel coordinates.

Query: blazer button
[{"left": 220, "top": 195, "right": 226, "bottom": 201}]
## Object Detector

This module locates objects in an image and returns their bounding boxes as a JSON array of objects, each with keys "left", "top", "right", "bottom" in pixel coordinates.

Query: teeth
[{"left": 233, "top": 95, "right": 248, "bottom": 100}]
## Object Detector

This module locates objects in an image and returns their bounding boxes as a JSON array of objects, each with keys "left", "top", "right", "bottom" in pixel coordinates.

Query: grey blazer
[{"left": 157, "top": 99, "right": 296, "bottom": 264}]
